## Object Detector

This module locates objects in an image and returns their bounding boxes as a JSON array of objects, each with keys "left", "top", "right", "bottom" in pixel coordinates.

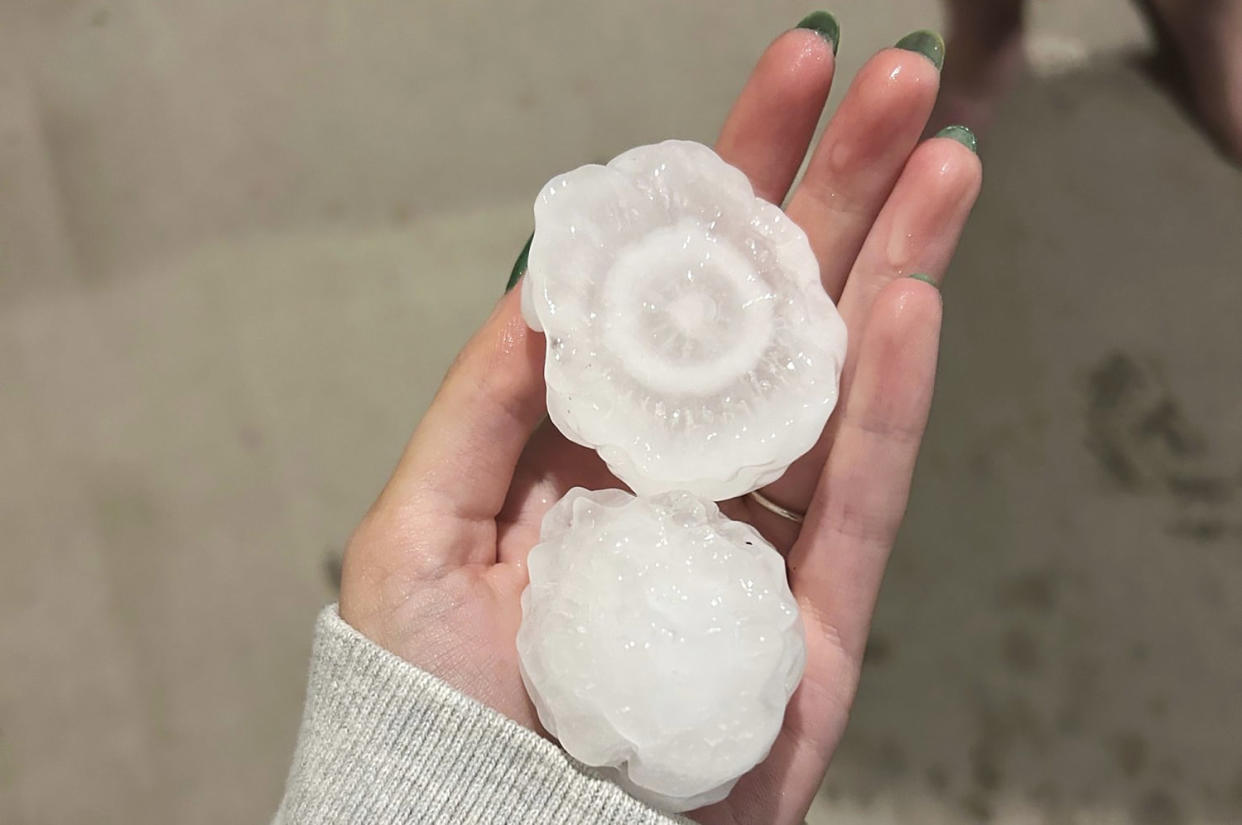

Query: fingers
[
  {"left": 785, "top": 45, "right": 942, "bottom": 299},
  {"left": 714, "top": 26, "right": 837, "bottom": 204},
  {"left": 752, "top": 129, "right": 979, "bottom": 519},
  {"left": 787, "top": 277, "right": 942, "bottom": 673},
  {"left": 362, "top": 288, "right": 547, "bottom": 568}
]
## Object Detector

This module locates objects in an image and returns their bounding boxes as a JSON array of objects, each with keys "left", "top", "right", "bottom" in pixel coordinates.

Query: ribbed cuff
[{"left": 275, "top": 605, "right": 688, "bottom": 825}]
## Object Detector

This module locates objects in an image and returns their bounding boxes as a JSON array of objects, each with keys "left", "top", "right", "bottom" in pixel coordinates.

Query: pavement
[{"left": 2, "top": 2, "right": 1239, "bottom": 824}]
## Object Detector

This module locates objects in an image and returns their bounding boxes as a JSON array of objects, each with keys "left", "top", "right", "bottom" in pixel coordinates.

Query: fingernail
[
  {"left": 936, "top": 124, "right": 978, "bottom": 154},
  {"left": 796, "top": 11, "right": 840, "bottom": 55},
  {"left": 895, "top": 29, "right": 945, "bottom": 70},
  {"left": 506, "top": 232, "right": 533, "bottom": 293},
  {"left": 906, "top": 273, "right": 940, "bottom": 290}
]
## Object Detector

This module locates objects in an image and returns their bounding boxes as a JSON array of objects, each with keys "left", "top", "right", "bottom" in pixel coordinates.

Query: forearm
[{"left": 275, "top": 606, "right": 688, "bottom": 825}]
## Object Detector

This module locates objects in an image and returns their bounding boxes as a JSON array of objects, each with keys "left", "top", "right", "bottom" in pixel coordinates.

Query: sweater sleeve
[{"left": 274, "top": 605, "right": 690, "bottom": 825}]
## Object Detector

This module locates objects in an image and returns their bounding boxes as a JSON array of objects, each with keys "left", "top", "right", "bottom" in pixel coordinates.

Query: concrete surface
[{"left": 1, "top": 2, "right": 1238, "bottom": 824}]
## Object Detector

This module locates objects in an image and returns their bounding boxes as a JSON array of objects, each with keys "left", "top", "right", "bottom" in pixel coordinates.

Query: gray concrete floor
[{"left": 2, "top": 2, "right": 1239, "bottom": 824}]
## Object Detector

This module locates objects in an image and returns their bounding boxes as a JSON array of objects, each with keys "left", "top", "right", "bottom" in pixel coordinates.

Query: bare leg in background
[
  {"left": 934, "top": 0, "right": 1025, "bottom": 136},
  {"left": 936, "top": 0, "right": 1242, "bottom": 160},
  {"left": 1143, "top": 0, "right": 1242, "bottom": 159}
]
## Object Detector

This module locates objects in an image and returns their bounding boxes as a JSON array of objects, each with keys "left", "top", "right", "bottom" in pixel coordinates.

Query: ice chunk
[
  {"left": 516, "top": 487, "right": 806, "bottom": 812},
  {"left": 521, "top": 140, "right": 847, "bottom": 500}
]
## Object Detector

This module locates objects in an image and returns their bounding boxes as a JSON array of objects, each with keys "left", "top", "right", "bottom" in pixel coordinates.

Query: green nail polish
[
  {"left": 906, "top": 273, "right": 940, "bottom": 289},
  {"left": 796, "top": 11, "right": 840, "bottom": 55},
  {"left": 936, "top": 124, "right": 978, "bottom": 154},
  {"left": 506, "top": 232, "right": 533, "bottom": 293},
  {"left": 895, "top": 29, "right": 945, "bottom": 70}
]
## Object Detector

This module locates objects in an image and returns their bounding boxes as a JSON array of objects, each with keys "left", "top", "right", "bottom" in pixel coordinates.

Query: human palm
[{"left": 341, "top": 22, "right": 980, "bottom": 825}]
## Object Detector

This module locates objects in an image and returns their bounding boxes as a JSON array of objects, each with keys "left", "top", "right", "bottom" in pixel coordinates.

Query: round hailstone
[
  {"left": 516, "top": 487, "right": 805, "bottom": 812},
  {"left": 521, "top": 140, "right": 847, "bottom": 501}
]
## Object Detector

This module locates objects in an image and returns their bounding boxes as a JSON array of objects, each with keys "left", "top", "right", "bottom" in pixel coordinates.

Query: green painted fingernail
[
  {"left": 936, "top": 124, "right": 978, "bottom": 154},
  {"left": 796, "top": 11, "right": 840, "bottom": 55},
  {"left": 896, "top": 29, "right": 945, "bottom": 70},
  {"left": 505, "top": 232, "right": 533, "bottom": 293},
  {"left": 907, "top": 273, "right": 940, "bottom": 289}
]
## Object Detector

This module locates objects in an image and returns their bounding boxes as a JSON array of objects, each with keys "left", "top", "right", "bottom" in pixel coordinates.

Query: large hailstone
[
  {"left": 516, "top": 488, "right": 805, "bottom": 812},
  {"left": 521, "top": 140, "right": 847, "bottom": 501}
]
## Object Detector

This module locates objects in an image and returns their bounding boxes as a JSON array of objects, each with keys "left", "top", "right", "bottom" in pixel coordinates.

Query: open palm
[{"left": 340, "top": 21, "right": 980, "bottom": 825}]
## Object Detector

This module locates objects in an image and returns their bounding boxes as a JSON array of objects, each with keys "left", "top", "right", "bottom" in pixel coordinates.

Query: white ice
[
  {"left": 521, "top": 140, "right": 847, "bottom": 500},
  {"left": 516, "top": 488, "right": 806, "bottom": 812}
]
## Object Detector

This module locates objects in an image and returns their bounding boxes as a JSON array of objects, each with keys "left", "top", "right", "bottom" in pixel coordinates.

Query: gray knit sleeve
[{"left": 274, "top": 605, "right": 689, "bottom": 825}]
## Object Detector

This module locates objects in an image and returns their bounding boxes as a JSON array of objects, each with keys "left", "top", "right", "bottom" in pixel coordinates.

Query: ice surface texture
[
  {"left": 516, "top": 488, "right": 806, "bottom": 811},
  {"left": 521, "top": 140, "right": 848, "bottom": 500}
]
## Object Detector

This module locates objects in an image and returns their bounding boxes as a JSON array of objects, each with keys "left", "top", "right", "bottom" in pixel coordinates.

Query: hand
[{"left": 341, "top": 19, "right": 980, "bottom": 825}]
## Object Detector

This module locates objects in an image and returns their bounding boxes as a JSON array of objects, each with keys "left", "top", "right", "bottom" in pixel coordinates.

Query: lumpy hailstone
[
  {"left": 521, "top": 140, "right": 847, "bottom": 501},
  {"left": 516, "top": 488, "right": 806, "bottom": 811}
]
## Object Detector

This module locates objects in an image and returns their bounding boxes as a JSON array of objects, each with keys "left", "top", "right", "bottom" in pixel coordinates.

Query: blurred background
[{"left": 2, "top": 1, "right": 1240, "bottom": 823}]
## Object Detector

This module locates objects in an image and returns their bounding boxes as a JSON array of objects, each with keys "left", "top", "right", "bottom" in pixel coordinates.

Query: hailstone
[
  {"left": 521, "top": 139, "right": 847, "bottom": 501},
  {"left": 516, "top": 488, "right": 806, "bottom": 812}
]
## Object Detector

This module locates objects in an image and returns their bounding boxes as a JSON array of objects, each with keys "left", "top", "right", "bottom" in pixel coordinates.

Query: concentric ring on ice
[
  {"left": 516, "top": 488, "right": 806, "bottom": 812},
  {"left": 521, "top": 140, "right": 848, "bottom": 500}
]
